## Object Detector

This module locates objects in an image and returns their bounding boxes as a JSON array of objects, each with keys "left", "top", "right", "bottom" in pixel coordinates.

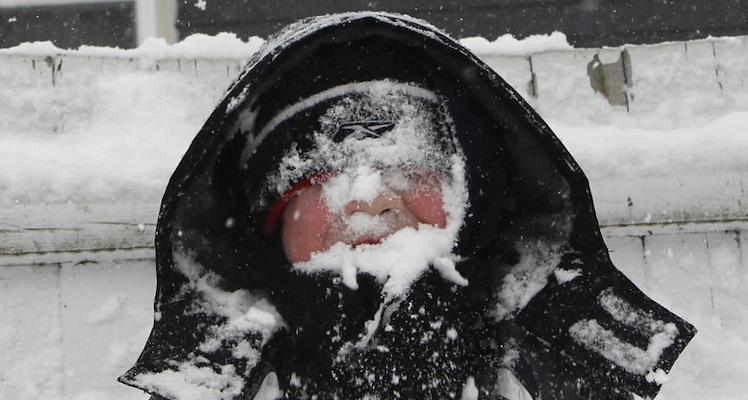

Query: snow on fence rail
[{"left": 1, "top": 35, "right": 747, "bottom": 256}]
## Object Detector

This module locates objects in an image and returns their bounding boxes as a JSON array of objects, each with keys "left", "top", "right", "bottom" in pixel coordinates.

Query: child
[
  {"left": 121, "top": 12, "right": 695, "bottom": 400},
  {"left": 248, "top": 80, "right": 483, "bottom": 398}
]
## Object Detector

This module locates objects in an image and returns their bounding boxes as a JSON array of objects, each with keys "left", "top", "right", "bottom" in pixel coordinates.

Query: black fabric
[
  {"left": 120, "top": 12, "right": 695, "bottom": 400},
  {"left": 514, "top": 250, "right": 696, "bottom": 400}
]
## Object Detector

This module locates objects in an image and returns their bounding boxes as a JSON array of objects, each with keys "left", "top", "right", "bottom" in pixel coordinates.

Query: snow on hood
[{"left": 121, "top": 11, "right": 614, "bottom": 400}]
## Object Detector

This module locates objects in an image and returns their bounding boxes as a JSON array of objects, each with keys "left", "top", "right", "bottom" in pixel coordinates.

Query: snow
[
  {"left": 1, "top": 27, "right": 747, "bottom": 400},
  {"left": 295, "top": 155, "right": 468, "bottom": 298},
  {"left": 0, "top": 32, "right": 263, "bottom": 59},
  {"left": 461, "top": 31, "right": 573, "bottom": 56},
  {"left": 493, "top": 241, "right": 569, "bottom": 321},
  {"left": 130, "top": 250, "right": 285, "bottom": 400},
  {"left": 0, "top": 69, "right": 214, "bottom": 207},
  {"left": 552, "top": 112, "right": 748, "bottom": 180},
  {"left": 569, "top": 303, "right": 679, "bottom": 376},
  {"left": 131, "top": 363, "right": 243, "bottom": 400},
  {"left": 460, "top": 377, "right": 479, "bottom": 400},
  {"left": 553, "top": 268, "right": 582, "bottom": 284}
]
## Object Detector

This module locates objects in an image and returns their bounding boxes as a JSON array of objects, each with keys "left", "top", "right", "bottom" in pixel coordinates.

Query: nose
[{"left": 344, "top": 190, "right": 405, "bottom": 217}]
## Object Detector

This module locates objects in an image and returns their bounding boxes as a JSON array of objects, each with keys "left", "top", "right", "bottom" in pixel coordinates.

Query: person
[{"left": 120, "top": 12, "right": 695, "bottom": 400}]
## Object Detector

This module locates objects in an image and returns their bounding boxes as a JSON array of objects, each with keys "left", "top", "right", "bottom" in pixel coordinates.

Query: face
[{"left": 281, "top": 171, "right": 447, "bottom": 263}]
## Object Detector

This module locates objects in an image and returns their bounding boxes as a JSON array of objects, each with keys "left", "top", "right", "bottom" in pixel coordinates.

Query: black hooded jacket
[{"left": 120, "top": 12, "right": 695, "bottom": 400}]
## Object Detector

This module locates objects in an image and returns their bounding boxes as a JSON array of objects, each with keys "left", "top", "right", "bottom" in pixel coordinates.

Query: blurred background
[{"left": 1, "top": 0, "right": 747, "bottom": 49}]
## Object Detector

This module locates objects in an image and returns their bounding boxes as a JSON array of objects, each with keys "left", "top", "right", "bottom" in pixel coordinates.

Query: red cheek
[
  {"left": 281, "top": 185, "right": 331, "bottom": 263},
  {"left": 403, "top": 186, "right": 447, "bottom": 228}
]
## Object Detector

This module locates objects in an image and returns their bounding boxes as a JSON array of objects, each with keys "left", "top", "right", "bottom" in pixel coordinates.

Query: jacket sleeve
[{"left": 510, "top": 249, "right": 696, "bottom": 400}]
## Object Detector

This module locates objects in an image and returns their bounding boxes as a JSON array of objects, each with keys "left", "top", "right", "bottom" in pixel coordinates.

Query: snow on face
[
  {"left": 287, "top": 155, "right": 467, "bottom": 300},
  {"left": 321, "top": 165, "right": 384, "bottom": 211},
  {"left": 269, "top": 81, "right": 468, "bottom": 300},
  {"left": 280, "top": 166, "right": 451, "bottom": 264}
]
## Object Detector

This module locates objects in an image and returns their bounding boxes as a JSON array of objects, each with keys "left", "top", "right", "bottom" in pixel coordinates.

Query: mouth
[
  {"left": 348, "top": 235, "right": 386, "bottom": 248},
  {"left": 326, "top": 211, "right": 418, "bottom": 251}
]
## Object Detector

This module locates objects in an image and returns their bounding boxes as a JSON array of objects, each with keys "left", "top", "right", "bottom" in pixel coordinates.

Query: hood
[{"left": 121, "top": 12, "right": 694, "bottom": 400}]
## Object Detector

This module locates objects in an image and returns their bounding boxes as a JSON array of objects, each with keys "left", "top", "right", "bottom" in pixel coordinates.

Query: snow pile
[
  {"left": 553, "top": 112, "right": 748, "bottom": 180},
  {"left": 1, "top": 32, "right": 263, "bottom": 60},
  {"left": 461, "top": 31, "right": 572, "bottom": 56},
  {"left": 0, "top": 67, "right": 214, "bottom": 207}
]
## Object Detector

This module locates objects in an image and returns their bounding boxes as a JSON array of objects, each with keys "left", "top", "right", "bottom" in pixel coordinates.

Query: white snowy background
[{"left": 1, "top": 31, "right": 747, "bottom": 399}]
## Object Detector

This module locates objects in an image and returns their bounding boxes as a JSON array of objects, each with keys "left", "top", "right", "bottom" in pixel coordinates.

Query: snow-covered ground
[{"left": 1, "top": 31, "right": 747, "bottom": 399}]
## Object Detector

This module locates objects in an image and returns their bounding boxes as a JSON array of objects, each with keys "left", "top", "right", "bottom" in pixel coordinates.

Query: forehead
[{"left": 268, "top": 83, "right": 455, "bottom": 197}]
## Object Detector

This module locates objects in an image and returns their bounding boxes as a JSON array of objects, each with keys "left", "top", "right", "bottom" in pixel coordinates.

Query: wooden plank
[
  {"left": 591, "top": 173, "right": 748, "bottom": 228},
  {"left": 0, "top": 203, "right": 157, "bottom": 256}
]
